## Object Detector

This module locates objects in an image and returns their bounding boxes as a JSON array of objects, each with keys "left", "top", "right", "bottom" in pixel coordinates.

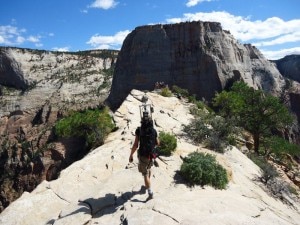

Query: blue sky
[{"left": 1, "top": 0, "right": 299, "bottom": 60}]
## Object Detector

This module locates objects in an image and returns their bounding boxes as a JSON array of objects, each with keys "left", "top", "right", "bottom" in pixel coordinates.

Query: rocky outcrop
[
  {"left": 0, "top": 102, "right": 89, "bottom": 211},
  {"left": 0, "top": 47, "right": 118, "bottom": 212},
  {"left": 0, "top": 49, "right": 28, "bottom": 90},
  {"left": 274, "top": 54, "right": 300, "bottom": 140},
  {"left": 107, "top": 21, "right": 285, "bottom": 109},
  {"left": 275, "top": 55, "right": 300, "bottom": 83},
  {"left": 0, "top": 47, "right": 118, "bottom": 116},
  {"left": 0, "top": 90, "right": 299, "bottom": 225}
]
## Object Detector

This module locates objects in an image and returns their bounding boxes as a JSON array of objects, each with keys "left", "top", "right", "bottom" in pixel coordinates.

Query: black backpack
[{"left": 137, "top": 125, "right": 157, "bottom": 158}]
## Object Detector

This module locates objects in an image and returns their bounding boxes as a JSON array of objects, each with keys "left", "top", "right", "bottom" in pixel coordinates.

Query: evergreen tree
[{"left": 213, "top": 82, "right": 293, "bottom": 154}]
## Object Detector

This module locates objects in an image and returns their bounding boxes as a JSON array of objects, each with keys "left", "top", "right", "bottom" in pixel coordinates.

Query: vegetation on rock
[
  {"left": 55, "top": 107, "right": 115, "bottom": 149},
  {"left": 159, "top": 87, "right": 173, "bottom": 97},
  {"left": 184, "top": 111, "right": 237, "bottom": 153},
  {"left": 158, "top": 131, "right": 177, "bottom": 156},
  {"left": 213, "top": 82, "right": 293, "bottom": 154},
  {"left": 180, "top": 152, "right": 228, "bottom": 189}
]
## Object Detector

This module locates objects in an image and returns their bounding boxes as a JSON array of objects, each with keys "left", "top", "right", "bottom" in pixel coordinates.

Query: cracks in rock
[
  {"left": 151, "top": 207, "right": 180, "bottom": 223},
  {"left": 130, "top": 93, "right": 143, "bottom": 102},
  {"left": 114, "top": 112, "right": 125, "bottom": 118},
  {"left": 46, "top": 186, "right": 70, "bottom": 204}
]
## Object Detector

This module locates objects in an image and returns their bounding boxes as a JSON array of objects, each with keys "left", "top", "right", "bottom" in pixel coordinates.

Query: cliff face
[
  {"left": 0, "top": 51, "right": 28, "bottom": 90},
  {"left": 275, "top": 55, "right": 300, "bottom": 83},
  {"left": 0, "top": 47, "right": 118, "bottom": 116},
  {"left": 0, "top": 47, "right": 118, "bottom": 212},
  {"left": 107, "top": 21, "right": 285, "bottom": 109}
]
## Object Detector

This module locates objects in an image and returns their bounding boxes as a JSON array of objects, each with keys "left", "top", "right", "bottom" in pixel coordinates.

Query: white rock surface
[{"left": 0, "top": 90, "right": 299, "bottom": 225}]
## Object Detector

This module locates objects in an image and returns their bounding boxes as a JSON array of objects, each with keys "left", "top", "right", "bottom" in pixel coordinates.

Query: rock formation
[
  {"left": 0, "top": 47, "right": 118, "bottom": 212},
  {"left": 107, "top": 21, "right": 285, "bottom": 110},
  {"left": 0, "top": 90, "right": 299, "bottom": 225},
  {"left": 274, "top": 55, "right": 300, "bottom": 125},
  {"left": 0, "top": 47, "right": 118, "bottom": 116},
  {"left": 0, "top": 50, "right": 28, "bottom": 90},
  {"left": 275, "top": 55, "right": 300, "bottom": 83}
]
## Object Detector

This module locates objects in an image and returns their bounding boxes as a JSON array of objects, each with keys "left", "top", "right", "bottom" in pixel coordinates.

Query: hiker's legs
[
  {"left": 138, "top": 156, "right": 153, "bottom": 197},
  {"left": 144, "top": 171, "right": 153, "bottom": 199},
  {"left": 143, "top": 171, "right": 151, "bottom": 189}
]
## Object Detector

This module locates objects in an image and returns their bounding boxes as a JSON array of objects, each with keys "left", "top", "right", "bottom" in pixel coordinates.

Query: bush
[
  {"left": 180, "top": 152, "right": 228, "bottom": 189},
  {"left": 171, "top": 85, "right": 189, "bottom": 98},
  {"left": 55, "top": 107, "right": 115, "bottom": 149},
  {"left": 160, "top": 87, "right": 173, "bottom": 97},
  {"left": 262, "top": 136, "right": 300, "bottom": 159},
  {"left": 159, "top": 132, "right": 177, "bottom": 156},
  {"left": 248, "top": 153, "right": 278, "bottom": 184},
  {"left": 184, "top": 112, "right": 237, "bottom": 153}
]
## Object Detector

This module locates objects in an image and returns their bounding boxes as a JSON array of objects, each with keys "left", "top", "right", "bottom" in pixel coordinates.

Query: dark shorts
[{"left": 138, "top": 155, "right": 152, "bottom": 176}]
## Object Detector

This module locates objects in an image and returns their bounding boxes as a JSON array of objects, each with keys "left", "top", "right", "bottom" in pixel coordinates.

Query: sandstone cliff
[
  {"left": 0, "top": 47, "right": 118, "bottom": 115},
  {"left": 0, "top": 90, "right": 299, "bottom": 225},
  {"left": 0, "top": 50, "right": 28, "bottom": 90},
  {"left": 275, "top": 55, "right": 300, "bottom": 83},
  {"left": 107, "top": 21, "right": 285, "bottom": 110},
  {"left": 0, "top": 47, "right": 118, "bottom": 211}
]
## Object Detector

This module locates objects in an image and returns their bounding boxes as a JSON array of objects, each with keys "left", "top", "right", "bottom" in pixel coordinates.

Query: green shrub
[
  {"left": 262, "top": 136, "right": 300, "bottom": 159},
  {"left": 184, "top": 112, "right": 237, "bottom": 153},
  {"left": 55, "top": 107, "right": 115, "bottom": 149},
  {"left": 248, "top": 153, "right": 278, "bottom": 184},
  {"left": 159, "top": 132, "right": 177, "bottom": 156},
  {"left": 160, "top": 87, "right": 173, "bottom": 97},
  {"left": 171, "top": 85, "right": 189, "bottom": 98},
  {"left": 180, "top": 152, "right": 228, "bottom": 189}
]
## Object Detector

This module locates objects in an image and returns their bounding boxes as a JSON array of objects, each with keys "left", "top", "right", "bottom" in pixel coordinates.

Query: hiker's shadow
[
  {"left": 80, "top": 188, "right": 147, "bottom": 218},
  {"left": 46, "top": 188, "right": 150, "bottom": 224}
]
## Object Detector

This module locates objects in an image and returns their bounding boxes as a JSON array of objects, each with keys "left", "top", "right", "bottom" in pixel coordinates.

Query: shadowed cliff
[{"left": 107, "top": 21, "right": 285, "bottom": 110}]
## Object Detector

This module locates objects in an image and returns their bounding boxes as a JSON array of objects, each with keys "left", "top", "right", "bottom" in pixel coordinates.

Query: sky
[{"left": 0, "top": 0, "right": 299, "bottom": 60}]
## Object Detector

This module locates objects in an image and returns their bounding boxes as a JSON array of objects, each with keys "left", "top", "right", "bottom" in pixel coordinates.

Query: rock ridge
[
  {"left": 0, "top": 90, "right": 299, "bottom": 225},
  {"left": 107, "top": 21, "right": 285, "bottom": 110}
]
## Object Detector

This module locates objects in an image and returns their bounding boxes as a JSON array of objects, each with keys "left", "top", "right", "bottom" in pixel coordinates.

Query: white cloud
[
  {"left": 253, "top": 31, "right": 300, "bottom": 47},
  {"left": 52, "top": 47, "right": 70, "bottom": 52},
  {"left": 166, "top": 11, "right": 300, "bottom": 59},
  {"left": 81, "top": 9, "right": 88, "bottom": 13},
  {"left": 261, "top": 47, "right": 300, "bottom": 60},
  {"left": 0, "top": 36, "right": 5, "bottom": 43},
  {"left": 35, "top": 43, "right": 43, "bottom": 47},
  {"left": 186, "top": 0, "right": 214, "bottom": 7},
  {"left": 27, "top": 35, "right": 41, "bottom": 43},
  {"left": 87, "top": 30, "right": 130, "bottom": 49},
  {"left": 16, "top": 36, "right": 25, "bottom": 44},
  {"left": 166, "top": 12, "right": 300, "bottom": 42},
  {"left": 0, "top": 25, "right": 43, "bottom": 46},
  {"left": 0, "top": 25, "right": 26, "bottom": 44},
  {"left": 89, "top": 0, "right": 118, "bottom": 10}
]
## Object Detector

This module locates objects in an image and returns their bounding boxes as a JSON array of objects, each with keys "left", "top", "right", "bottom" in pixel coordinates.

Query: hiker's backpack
[{"left": 136, "top": 125, "right": 157, "bottom": 158}]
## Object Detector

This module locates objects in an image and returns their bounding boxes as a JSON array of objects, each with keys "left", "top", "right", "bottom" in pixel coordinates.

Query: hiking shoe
[
  {"left": 146, "top": 192, "right": 154, "bottom": 201},
  {"left": 140, "top": 185, "right": 147, "bottom": 194}
]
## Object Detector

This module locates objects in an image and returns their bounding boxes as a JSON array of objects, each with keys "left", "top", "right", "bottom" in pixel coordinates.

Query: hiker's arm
[
  {"left": 129, "top": 136, "right": 139, "bottom": 162},
  {"left": 156, "top": 137, "right": 160, "bottom": 146}
]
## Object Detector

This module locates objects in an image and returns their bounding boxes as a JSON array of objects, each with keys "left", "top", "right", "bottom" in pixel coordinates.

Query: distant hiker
[{"left": 129, "top": 95, "right": 159, "bottom": 200}]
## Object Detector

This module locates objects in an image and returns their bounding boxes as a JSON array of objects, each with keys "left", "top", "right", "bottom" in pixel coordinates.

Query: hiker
[{"left": 129, "top": 114, "right": 159, "bottom": 200}]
